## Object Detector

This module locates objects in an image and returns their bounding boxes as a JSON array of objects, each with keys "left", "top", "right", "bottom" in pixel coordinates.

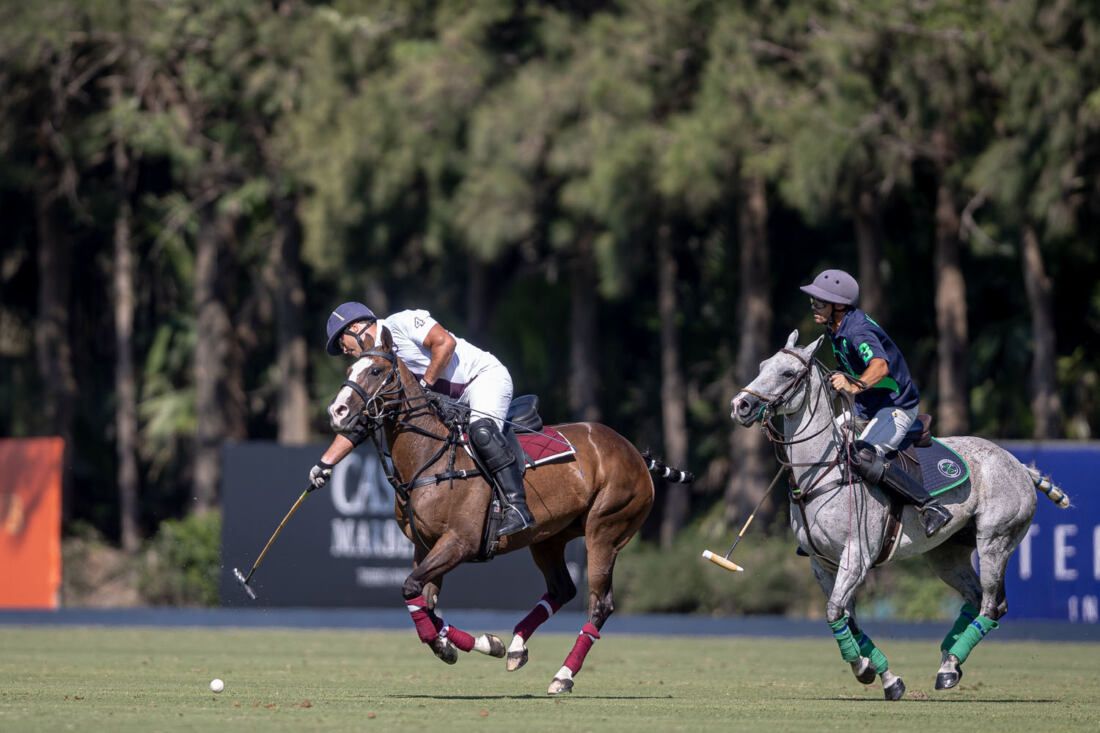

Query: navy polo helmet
[
  {"left": 799, "top": 269, "right": 860, "bottom": 306},
  {"left": 325, "top": 302, "right": 377, "bottom": 355}
]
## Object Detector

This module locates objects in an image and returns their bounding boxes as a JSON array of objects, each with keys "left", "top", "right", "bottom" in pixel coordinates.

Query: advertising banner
[
  {"left": 0, "top": 438, "right": 63, "bottom": 609},
  {"left": 1004, "top": 443, "right": 1099, "bottom": 622},
  {"left": 220, "top": 442, "right": 585, "bottom": 609}
]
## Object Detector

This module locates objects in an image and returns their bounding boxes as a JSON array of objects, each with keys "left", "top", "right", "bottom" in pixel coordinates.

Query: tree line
[{"left": 1, "top": 0, "right": 1097, "bottom": 552}]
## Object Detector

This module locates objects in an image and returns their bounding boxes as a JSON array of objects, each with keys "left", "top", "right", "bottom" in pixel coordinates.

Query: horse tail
[
  {"left": 641, "top": 450, "right": 694, "bottom": 484},
  {"left": 1024, "top": 464, "right": 1071, "bottom": 508}
]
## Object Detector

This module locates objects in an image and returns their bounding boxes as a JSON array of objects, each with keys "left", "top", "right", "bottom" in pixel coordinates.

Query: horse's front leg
[
  {"left": 403, "top": 533, "right": 503, "bottom": 664},
  {"left": 817, "top": 553, "right": 906, "bottom": 701},
  {"left": 808, "top": 559, "right": 875, "bottom": 684}
]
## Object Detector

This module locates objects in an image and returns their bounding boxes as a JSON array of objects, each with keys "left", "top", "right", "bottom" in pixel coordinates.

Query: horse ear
[
  {"left": 785, "top": 329, "right": 800, "bottom": 349},
  {"left": 378, "top": 324, "right": 394, "bottom": 351},
  {"left": 805, "top": 334, "right": 826, "bottom": 357}
]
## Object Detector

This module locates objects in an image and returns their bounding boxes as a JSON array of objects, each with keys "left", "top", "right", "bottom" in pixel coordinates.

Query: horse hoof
[
  {"left": 477, "top": 634, "right": 506, "bottom": 658},
  {"left": 883, "top": 678, "right": 905, "bottom": 701},
  {"left": 854, "top": 657, "right": 876, "bottom": 685},
  {"left": 935, "top": 669, "right": 961, "bottom": 690},
  {"left": 547, "top": 677, "right": 573, "bottom": 695},
  {"left": 506, "top": 648, "right": 529, "bottom": 672},
  {"left": 430, "top": 638, "right": 458, "bottom": 665}
]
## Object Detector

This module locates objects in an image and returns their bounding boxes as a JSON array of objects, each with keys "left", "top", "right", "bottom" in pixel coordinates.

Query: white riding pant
[
  {"left": 859, "top": 405, "right": 918, "bottom": 453},
  {"left": 459, "top": 363, "right": 513, "bottom": 432}
]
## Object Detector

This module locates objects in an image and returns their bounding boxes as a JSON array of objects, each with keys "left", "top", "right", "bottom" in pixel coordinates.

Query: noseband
[
  {"left": 738, "top": 348, "right": 813, "bottom": 421},
  {"left": 341, "top": 349, "right": 404, "bottom": 420}
]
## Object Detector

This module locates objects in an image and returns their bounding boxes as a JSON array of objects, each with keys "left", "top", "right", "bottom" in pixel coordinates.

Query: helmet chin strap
[{"left": 346, "top": 321, "right": 375, "bottom": 356}]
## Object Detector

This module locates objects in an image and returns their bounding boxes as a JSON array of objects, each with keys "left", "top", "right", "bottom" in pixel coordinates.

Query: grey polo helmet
[
  {"left": 799, "top": 269, "right": 860, "bottom": 306},
  {"left": 326, "top": 302, "right": 377, "bottom": 355}
]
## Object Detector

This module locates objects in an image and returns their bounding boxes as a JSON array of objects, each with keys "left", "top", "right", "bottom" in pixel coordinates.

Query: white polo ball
[{"left": 210, "top": 678, "right": 225, "bottom": 693}]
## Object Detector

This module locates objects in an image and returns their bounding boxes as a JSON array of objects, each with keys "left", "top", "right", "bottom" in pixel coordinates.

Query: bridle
[
  {"left": 737, "top": 348, "right": 864, "bottom": 500},
  {"left": 737, "top": 348, "right": 815, "bottom": 430},
  {"left": 340, "top": 349, "right": 406, "bottom": 420},
  {"left": 335, "top": 348, "right": 476, "bottom": 550}
]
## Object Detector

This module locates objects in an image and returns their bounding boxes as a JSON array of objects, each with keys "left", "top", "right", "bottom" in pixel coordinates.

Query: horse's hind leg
[
  {"left": 932, "top": 525, "right": 1027, "bottom": 688},
  {"left": 547, "top": 484, "right": 648, "bottom": 695},
  {"left": 508, "top": 536, "right": 577, "bottom": 672},
  {"left": 547, "top": 542, "right": 615, "bottom": 695},
  {"left": 924, "top": 538, "right": 982, "bottom": 689}
]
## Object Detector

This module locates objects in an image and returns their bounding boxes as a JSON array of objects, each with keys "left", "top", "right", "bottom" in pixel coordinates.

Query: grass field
[{"left": 1, "top": 626, "right": 1097, "bottom": 732}]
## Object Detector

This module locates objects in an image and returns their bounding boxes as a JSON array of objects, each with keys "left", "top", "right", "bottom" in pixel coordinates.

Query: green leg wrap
[
  {"left": 940, "top": 602, "right": 980, "bottom": 652},
  {"left": 946, "top": 614, "right": 999, "bottom": 665},
  {"left": 828, "top": 617, "right": 861, "bottom": 663},
  {"left": 853, "top": 630, "right": 889, "bottom": 674}
]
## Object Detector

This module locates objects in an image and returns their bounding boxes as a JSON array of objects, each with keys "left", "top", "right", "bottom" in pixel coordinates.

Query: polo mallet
[
  {"left": 233, "top": 486, "right": 313, "bottom": 600},
  {"left": 701, "top": 466, "right": 787, "bottom": 573}
]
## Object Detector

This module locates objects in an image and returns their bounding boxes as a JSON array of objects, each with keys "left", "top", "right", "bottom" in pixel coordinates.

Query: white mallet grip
[{"left": 702, "top": 550, "right": 744, "bottom": 572}]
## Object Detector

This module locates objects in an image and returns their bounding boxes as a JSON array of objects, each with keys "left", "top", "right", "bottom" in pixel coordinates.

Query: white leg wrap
[
  {"left": 473, "top": 635, "right": 493, "bottom": 654},
  {"left": 554, "top": 665, "right": 574, "bottom": 681},
  {"left": 508, "top": 634, "right": 526, "bottom": 654},
  {"left": 881, "top": 669, "right": 898, "bottom": 688}
]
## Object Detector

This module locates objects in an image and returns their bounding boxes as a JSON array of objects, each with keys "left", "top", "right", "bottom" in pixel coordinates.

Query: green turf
[{"left": 1, "top": 626, "right": 1097, "bottom": 732}]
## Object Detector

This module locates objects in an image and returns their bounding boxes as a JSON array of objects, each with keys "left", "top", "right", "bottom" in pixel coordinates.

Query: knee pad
[
  {"left": 470, "top": 418, "right": 514, "bottom": 472},
  {"left": 849, "top": 440, "right": 886, "bottom": 483}
]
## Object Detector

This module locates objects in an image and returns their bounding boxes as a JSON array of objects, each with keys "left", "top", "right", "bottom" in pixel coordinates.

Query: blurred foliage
[
  {"left": 139, "top": 512, "right": 222, "bottom": 607},
  {"left": 618, "top": 515, "right": 956, "bottom": 621}
]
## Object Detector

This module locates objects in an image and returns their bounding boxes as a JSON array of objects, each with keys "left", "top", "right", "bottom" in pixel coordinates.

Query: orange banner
[{"left": 0, "top": 437, "right": 63, "bottom": 609}]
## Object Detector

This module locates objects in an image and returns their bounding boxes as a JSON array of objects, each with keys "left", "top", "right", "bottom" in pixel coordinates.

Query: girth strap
[
  {"left": 406, "top": 467, "right": 484, "bottom": 491},
  {"left": 872, "top": 499, "right": 905, "bottom": 568},
  {"left": 792, "top": 478, "right": 905, "bottom": 569}
]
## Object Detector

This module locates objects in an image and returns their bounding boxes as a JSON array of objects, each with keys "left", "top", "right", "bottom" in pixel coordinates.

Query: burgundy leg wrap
[
  {"left": 563, "top": 622, "right": 601, "bottom": 674},
  {"left": 406, "top": 595, "right": 442, "bottom": 643},
  {"left": 513, "top": 593, "right": 562, "bottom": 641},
  {"left": 442, "top": 625, "right": 475, "bottom": 652}
]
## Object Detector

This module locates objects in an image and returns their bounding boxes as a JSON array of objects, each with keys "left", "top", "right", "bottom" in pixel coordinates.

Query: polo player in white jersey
[{"left": 309, "top": 301, "right": 535, "bottom": 537}]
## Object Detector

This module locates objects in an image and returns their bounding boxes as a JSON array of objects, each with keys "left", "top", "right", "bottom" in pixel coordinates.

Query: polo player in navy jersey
[
  {"left": 309, "top": 301, "right": 536, "bottom": 538},
  {"left": 801, "top": 269, "right": 952, "bottom": 537}
]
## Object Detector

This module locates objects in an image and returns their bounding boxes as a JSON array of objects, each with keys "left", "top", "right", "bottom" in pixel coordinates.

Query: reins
[
  {"left": 735, "top": 352, "right": 868, "bottom": 564},
  {"left": 343, "top": 349, "right": 475, "bottom": 551}
]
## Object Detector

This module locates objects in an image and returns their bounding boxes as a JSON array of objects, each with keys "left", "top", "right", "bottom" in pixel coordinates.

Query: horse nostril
[
  {"left": 334, "top": 404, "right": 348, "bottom": 418},
  {"left": 736, "top": 399, "right": 752, "bottom": 417}
]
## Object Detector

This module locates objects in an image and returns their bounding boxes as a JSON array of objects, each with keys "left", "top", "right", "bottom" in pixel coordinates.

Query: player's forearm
[
  {"left": 857, "top": 359, "right": 890, "bottom": 390},
  {"left": 320, "top": 434, "right": 356, "bottom": 465}
]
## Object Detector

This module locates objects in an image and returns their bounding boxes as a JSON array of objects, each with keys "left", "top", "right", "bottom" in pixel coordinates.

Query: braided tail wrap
[
  {"left": 642, "top": 450, "right": 694, "bottom": 484},
  {"left": 1025, "top": 464, "right": 1070, "bottom": 508}
]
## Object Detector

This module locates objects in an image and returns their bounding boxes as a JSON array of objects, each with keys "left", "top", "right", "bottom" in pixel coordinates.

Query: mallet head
[
  {"left": 702, "top": 550, "right": 744, "bottom": 572},
  {"left": 233, "top": 567, "right": 257, "bottom": 600}
]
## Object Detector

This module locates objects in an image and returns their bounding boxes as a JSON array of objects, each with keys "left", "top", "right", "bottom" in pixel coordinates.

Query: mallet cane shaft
[
  {"left": 233, "top": 486, "right": 313, "bottom": 599},
  {"left": 702, "top": 466, "right": 788, "bottom": 573}
]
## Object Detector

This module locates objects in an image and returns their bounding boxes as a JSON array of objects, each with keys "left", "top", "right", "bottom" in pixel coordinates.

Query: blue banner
[{"left": 1004, "top": 442, "right": 1100, "bottom": 622}]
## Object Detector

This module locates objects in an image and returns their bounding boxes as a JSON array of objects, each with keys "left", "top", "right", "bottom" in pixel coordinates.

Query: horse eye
[
  {"left": 782, "top": 370, "right": 796, "bottom": 378},
  {"left": 370, "top": 367, "right": 383, "bottom": 377}
]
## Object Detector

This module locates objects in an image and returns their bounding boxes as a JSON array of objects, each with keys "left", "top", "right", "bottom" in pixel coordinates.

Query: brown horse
[{"left": 326, "top": 325, "right": 690, "bottom": 695}]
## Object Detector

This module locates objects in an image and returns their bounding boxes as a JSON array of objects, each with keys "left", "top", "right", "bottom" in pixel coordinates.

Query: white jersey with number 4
[{"left": 377, "top": 309, "right": 503, "bottom": 400}]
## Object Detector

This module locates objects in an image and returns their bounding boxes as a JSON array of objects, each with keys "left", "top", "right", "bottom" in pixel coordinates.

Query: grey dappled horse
[{"left": 730, "top": 330, "right": 1070, "bottom": 700}]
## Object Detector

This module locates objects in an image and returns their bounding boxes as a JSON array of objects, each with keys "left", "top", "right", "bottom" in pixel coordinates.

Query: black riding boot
[
  {"left": 850, "top": 441, "right": 953, "bottom": 538},
  {"left": 470, "top": 418, "right": 536, "bottom": 537}
]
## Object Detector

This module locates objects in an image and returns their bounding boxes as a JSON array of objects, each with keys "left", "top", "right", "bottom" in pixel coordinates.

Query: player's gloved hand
[{"left": 308, "top": 461, "right": 334, "bottom": 492}]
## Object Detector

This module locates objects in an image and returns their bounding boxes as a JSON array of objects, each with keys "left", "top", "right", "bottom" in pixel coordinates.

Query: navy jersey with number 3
[{"left": 828, "top": 309, "right": 920, "bottom": 418}]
